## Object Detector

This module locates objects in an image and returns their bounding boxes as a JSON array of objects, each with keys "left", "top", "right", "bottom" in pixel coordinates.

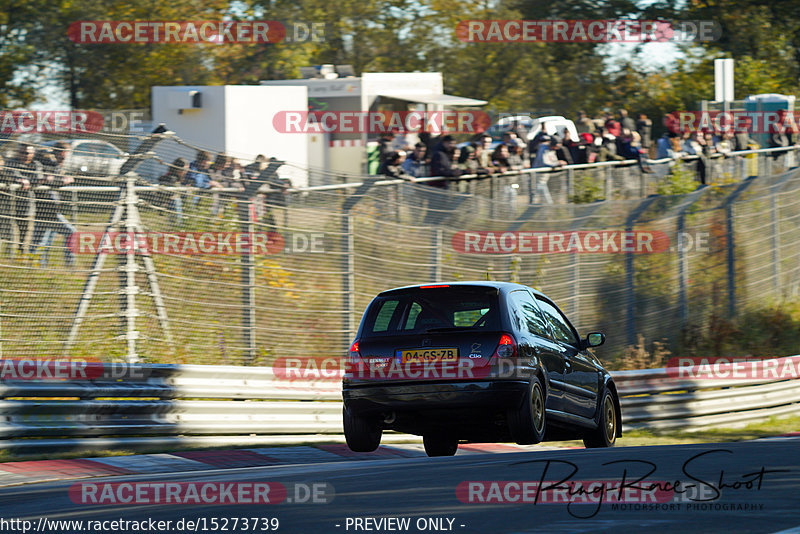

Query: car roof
[{"left": 377, "top": 281, "right": 546, "bottom": 298}]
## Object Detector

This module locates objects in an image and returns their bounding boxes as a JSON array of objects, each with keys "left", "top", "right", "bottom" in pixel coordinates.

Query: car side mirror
[{"left": 585, "top": 332, "right": 605, "bottom": 348}]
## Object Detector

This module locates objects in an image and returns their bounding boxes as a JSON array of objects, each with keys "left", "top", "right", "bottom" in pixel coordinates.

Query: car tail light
[
  {"left": 493, "top": 333, "right": 517, "bottom": 358},
  {"left": 420, "top": 284, "right": 449, "bottom": 289},
  {"left": 348, "top": 340, "right": 361, "bottom": 359}
]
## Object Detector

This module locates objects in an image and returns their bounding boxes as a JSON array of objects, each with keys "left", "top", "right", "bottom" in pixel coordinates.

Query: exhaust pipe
[{"left": 383, "top": 412, "right": 396, "bottom": 424}]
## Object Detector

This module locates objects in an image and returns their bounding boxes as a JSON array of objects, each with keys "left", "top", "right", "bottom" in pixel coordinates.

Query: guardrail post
[{"left": 528, "top": 173, "right": 535, "bottom": 205}]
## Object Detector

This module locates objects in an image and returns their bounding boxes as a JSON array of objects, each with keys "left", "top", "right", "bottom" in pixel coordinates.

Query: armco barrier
[{"left": 0, "top": 357, "right": 798, "bottom": 451}]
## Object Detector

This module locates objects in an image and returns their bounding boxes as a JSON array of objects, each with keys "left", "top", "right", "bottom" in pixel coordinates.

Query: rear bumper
[{"left": 342, "top": 380, "right": 529, "bottom": 416}]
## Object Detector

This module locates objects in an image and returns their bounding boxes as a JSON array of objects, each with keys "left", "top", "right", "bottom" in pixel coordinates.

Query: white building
[
  {"left": 151, "top": 85, "right": 309, "bottom": 187},
  {"left": 260, "top": 69, "right": 487, "bottom": 178}
]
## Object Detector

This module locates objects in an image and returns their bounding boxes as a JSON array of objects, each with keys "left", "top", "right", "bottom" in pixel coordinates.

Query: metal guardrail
[{"left": 0, "top": 357, "right": 798, "bottom": 451}]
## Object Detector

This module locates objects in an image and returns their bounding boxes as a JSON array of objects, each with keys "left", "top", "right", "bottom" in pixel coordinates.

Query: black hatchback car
[{"left": 342, "top": 282, "right": 621, "bottom": 456}]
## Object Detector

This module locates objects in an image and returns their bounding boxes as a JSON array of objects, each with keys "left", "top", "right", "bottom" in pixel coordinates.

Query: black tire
[
  {"left": 423, "top": 433, "right": 458, "bottom": 457},
  {"left": 508, "top": 375, "right": 546, "bottom": 445},
  {"left": 583, "top": 389, "right": 618, "bottom": 448},
  {"left": 343, "top": 406, "right": 382, "bottom": 452}
]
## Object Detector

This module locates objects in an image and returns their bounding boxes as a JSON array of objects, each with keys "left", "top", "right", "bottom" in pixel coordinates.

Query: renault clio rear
[{"left": 342, "top": 282, "right": 621, "bottom": 456}]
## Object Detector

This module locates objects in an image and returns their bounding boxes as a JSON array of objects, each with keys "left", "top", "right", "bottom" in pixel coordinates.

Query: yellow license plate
[{"left": 398, "top": 348, "right": 459, "bottom": 363}]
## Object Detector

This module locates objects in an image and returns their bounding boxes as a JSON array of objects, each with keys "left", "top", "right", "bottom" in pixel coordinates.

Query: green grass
[{"left": 547, "top": 415, "right": 800, "bottom": 449}]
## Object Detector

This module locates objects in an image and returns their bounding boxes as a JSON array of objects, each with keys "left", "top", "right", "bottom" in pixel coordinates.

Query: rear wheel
[
  {"left": 423, "top": 433, "right": 458, "bottom": 457},
  {"left": 343, "top": 406, "right": 382, "bottom": 452},
  {"left": 583, "top": 389, "right": 618, "bottom": 448},
  {"left": 508, "top": 375, "right": 546, "bottom": 445}
]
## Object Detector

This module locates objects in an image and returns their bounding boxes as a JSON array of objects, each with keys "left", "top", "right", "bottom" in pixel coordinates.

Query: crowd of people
[
  {"left": 375, "top": 108, "right": 800, "bottom": 187},
  {"left": 0, "top": 142, "right": 290, "bottom": 267},
  {"left": 375, "top": 109, "right": 658, "bottom": 184}
]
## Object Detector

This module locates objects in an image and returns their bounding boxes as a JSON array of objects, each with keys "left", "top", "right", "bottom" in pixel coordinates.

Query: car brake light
[
  {"left": 349, "top": 340, "right": 361, "bottom": 358},
  {"left": 419, "top": 285, "right": 449, "bottom": 289},
  {"left": 493, "top": 333, "right": 517, "bottom": 358}
]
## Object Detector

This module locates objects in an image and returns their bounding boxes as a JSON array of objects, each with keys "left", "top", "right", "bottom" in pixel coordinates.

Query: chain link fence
[{"left": 1, "top": 129, "right": 799, "bottom": 365}]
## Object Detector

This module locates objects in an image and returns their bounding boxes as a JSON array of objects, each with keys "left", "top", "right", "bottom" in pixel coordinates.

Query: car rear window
[{"left": 362, "top": 287, "right": 500, "bottom": 336}]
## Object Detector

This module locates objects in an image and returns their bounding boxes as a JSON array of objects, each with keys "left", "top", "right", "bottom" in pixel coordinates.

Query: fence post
[
  {"left": 239, "top": 198, "right": 257, "bottom": 364},
  {"left": 771, "top": 186, "right": 781, "bottom": 295},
  {"left": 528, "top": 173, "right": 535, "bottom": 205},
  {"left": 489, "top": 175, "right": 496, "bottom": 219},
  {"left": 677, "top": 214, "right": 688, "bottom": 326},
  {"left": 625, "top": 197, "right": 658, "bottom": 346},
  {"left": 726, "top": 202, "right": 736, "bottom": 318},
  {"left": 566, "top": 168, "right": 574, "bottom": 203},
  {"left": 604, "top": 166, "right": 613, "bottom": 200},
  {"left": 571, "top": 252, "right": 580, "bottom": 324},
  {"left": 71, "top": 190, "right": 78, "bottom": 223},
  {"left": 123, "top": 175, "right": 140, "bottom": 363},
  {"left": 342, "top": 213, "right": 355, "bottom": 347},
  {"left": 430, "top": 228, "right": 442, "bottom": 282},
  {"left": 395, "top": 183, "right": 402, "bottom": 223}
]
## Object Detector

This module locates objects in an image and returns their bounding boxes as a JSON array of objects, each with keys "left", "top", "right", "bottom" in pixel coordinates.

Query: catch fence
[{"left": 1, "top": 130, "right": 799, "bottom": 364}]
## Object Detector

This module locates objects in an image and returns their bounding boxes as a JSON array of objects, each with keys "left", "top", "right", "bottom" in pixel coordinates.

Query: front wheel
[
  {"left": 508, "top": 375, "right": 546, "bottom": 445},
  {"left": 343, "top": 406, "right": 382, "bottom": 452},
  {"left": 583, "top": 389, "right": 618, "bottom": 448},
  {"left": 423, "top": 433, "right": 458, "bottom": 457}
]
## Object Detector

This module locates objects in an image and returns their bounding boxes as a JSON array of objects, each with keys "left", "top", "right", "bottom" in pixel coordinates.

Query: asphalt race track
[{"left": 1, "top": 438, "right": 798, "bottom": 534}]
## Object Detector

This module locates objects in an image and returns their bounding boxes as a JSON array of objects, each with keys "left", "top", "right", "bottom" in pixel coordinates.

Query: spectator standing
[
  {"left": 429, "top": 135, "right": 462, "bottom": 188},
  {"left": 5, "top": 144, "right": 42, "bottom": 254},
  {"left": 491, "top": 144, "right": 511, "bottom": 173},
  {"left": 636, "top": 113, "right": 653, "bottom": 152},
  {"left": 378, "top": 151, "right": 413, "bottom": 181},
  {"left": 158, "top": 158, "right": 189, "bottom": 226},
  {"left": 619, "top": 109, "right": 636, "bottom": 132},
  {"left": 186, "top": 151, "right": 220, "bottom": 208},
  {"left": 683, "top": 132, "right": 707, "bottom": 184},
  {"left": 478, "top": 135, "right": 497, "bottom": 172},
  {"left": 576, "top": 111, "right": 596, "bottom": 135},
  {"left": 657, "top": 131, "right": 680, "bottom": 159},
  {"left": 402, "top": 143, "right": 428, "bottom": 178},
  {"left": 617, "top": 129, "right": 652, "bottom": 172},
  {"left": 32, "top": 142, "right": 76, "bottom": 267},
  {"left": 768, "top": 109, "right": 797, "bottom": 159},
  {"left": 187, "top": 151, "right": 219, "bottom": 189},
  {"left": 377, "top": 132, "right": 396, "bottom": 167},
  {"left": 734, "top": 127, "right": 755, "bottom": 152},
  {"left": 507, "top": 139, "right": 526, "bottom": 170},
  {"left": 209, "top": 154, "right": 242, "bottom": 216},
  {"left": 532, "top": 139, "right": 567, "bottom": 204},
  {"left": 597, "top": 133, "right": 623, "bottom": 162},
  {"left": 604, "top": 113, "right": 621, "bottom": 137}
]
